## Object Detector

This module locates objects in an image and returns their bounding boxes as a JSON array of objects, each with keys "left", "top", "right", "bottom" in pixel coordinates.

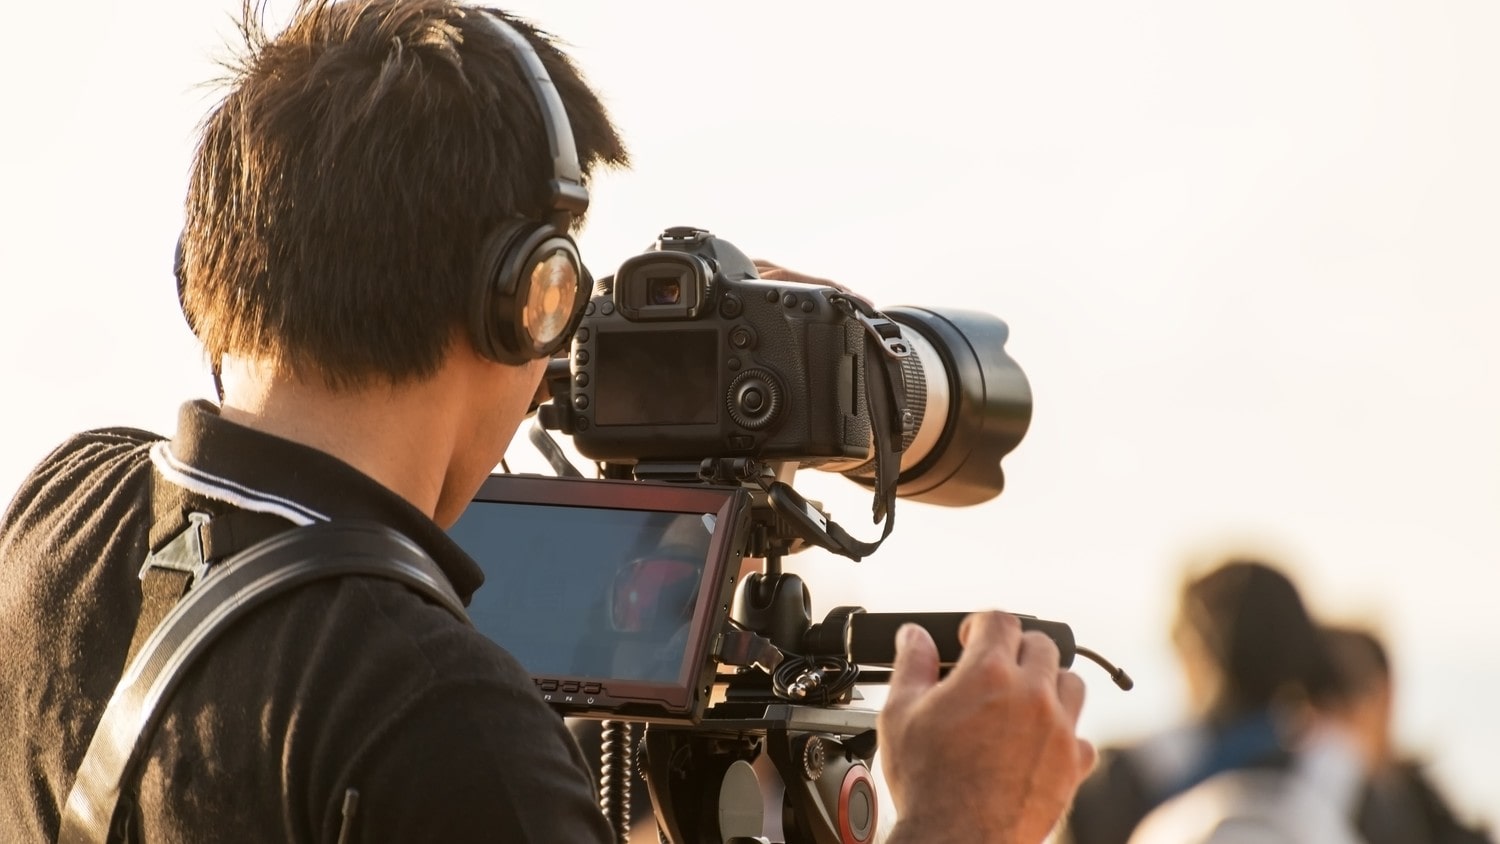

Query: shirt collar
[{"left": 162, "top": 399, "right": 485, "bottom": 602}]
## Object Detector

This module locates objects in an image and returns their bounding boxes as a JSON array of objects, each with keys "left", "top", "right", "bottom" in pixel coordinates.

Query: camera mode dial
[{"left": 727, "top": 370, "right": 783, "bottom": 431}]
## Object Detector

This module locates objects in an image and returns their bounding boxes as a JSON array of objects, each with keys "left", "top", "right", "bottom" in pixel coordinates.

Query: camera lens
[
  {"left": 833, "top": 307, "right": 1032, "bottom": 506},
  {"left": 647, "top": 276, "right": 683, "bottom": 306}
]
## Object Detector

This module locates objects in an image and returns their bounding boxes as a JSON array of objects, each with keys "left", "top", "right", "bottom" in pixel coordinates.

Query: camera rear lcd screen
[
  {"left": 448, "top": 500, "right": 717, "bottom": 684},
  {"left": 594, "top": 330, "right": 718, "bottom": 426}
]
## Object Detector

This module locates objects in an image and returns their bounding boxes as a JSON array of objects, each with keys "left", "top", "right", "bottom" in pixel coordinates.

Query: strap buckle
[{"left": 139, "top": 511, "right": 214, "bottom": 587}]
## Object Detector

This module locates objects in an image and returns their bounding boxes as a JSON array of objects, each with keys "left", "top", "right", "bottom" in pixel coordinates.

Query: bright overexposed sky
[{"left": 2, "top": 0, "right": 1497, "bottom": 829}]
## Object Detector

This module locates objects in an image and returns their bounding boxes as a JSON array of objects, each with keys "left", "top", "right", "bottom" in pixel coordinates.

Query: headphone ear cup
[{"left": 472, "top": 220, "right": 588, "bottom": 365}]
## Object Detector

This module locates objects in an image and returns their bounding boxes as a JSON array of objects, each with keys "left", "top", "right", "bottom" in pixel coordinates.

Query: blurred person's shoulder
[
  {"left": 1127, "top": 763, "right": 1364, "bottom": 844},
  {"left": 1064, "top": 726, "right": 1209, "bottom": 844}
]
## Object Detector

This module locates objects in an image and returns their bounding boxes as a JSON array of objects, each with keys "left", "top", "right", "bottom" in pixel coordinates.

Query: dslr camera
[
  {"left": 567, "top": 225, "right": 875, "bottom": 465},
  {"left": 549, "top": 225, "right": 1034, "bottom": 506}
]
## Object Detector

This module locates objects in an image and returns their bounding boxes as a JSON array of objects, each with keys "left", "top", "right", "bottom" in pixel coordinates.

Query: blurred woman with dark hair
[{"left": 1062, "top": 558, "right": 1366, "bottom": 844}]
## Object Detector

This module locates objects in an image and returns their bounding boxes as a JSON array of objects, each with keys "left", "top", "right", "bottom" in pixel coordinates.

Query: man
[
  {"left": 1322, "top": 626, "right": 1493, "bottom": 844},
  {"left": 0, "top": 1, "right": 1094, "bottom": 841}
]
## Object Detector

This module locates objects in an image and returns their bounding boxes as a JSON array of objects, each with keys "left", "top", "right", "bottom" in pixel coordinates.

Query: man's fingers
[
  {"left": 1077, "top": 737, "right": 1099, "bottom": 776},
  {"left": 1016, "top": 629, "right": 1062, "bottom": 680},
  {"left": 751, "top": 259, "right": 849, "bottom": 290},
  {"left": 883, "top": 623, "right": 940, "bottom": 718},
  {"left": 955, "top": 611, "right": 1024, "bottom": 658},
  {"left": 1057, "top": 670, "right": 1086, "bottom": 723}
]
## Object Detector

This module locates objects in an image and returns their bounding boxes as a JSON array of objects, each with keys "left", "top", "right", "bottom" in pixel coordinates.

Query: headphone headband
[{"left": 476, "top": 11, "right": 590, "bottom": 225}]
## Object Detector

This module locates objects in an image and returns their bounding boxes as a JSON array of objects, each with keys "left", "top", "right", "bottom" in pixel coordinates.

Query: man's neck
[{"left": 217, "top": 361, "right": 463, "bottom": 521}]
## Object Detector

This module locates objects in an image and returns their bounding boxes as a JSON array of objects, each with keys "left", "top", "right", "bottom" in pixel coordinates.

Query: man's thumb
[{"left": 884, "top": 623, "right": 940, "bottom": 716}]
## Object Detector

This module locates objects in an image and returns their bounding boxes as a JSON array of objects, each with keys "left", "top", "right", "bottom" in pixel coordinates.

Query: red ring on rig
[{"left": 838, "top": 763, "right": 878, "bottom": 843}]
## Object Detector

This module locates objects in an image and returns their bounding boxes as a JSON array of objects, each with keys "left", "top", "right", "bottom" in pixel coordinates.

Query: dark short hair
[
  {"left": 1176, "top": 559, "right": 1341, "bottom": 722},
  {"left": 180, "top": 0, "right": 629, "bottom": 387},
  {"left": 1323, "top": 624, "right": 1391, "bottom": 697}
]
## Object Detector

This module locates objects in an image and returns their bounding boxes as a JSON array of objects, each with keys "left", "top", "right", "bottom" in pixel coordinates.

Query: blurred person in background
[
  {"left": 1061, "top": 558, "right": 1366, "bottom": 844},
  {"left": 1321, "top": 625, "right": 1493, "bottom": 844}
]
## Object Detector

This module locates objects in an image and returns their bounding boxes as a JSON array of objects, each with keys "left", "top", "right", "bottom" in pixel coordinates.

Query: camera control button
[
  {"left": 600, "top": 301, "right": 615, "bottom": 316},
  {"left": 728, "top": 370, "right": 783, "bottom": 430},
  {"left": 720, "top": 294, "right": 743, "bottom": 319},
  {"left": 727, "top": 357, "right": 741, "bottom": 371},
  {"left": 765, "top": 290, "right": 780, "bottom": 303},
  {"left": 800, "top": 300, "right": 814, "bottom": 313},
  {"left": 584, "top": 301, "right": 596, "bottom": 316},
  {"left": 573, "top": 395, "right": 589, "bottom": 410},
  {"left": 575, "top": 327, "right": 590, "bottom": 343},
  {"left": 574, "top": 349, "right": 590, "bottom": 366},
  {"left": 573, "top": 372, "right": 589, "bottom": 388},
  {"left": 782, "top": 293, "right": 798, "bottom": 308},
  {"left": 729, "top": 326, "right": 755, "bottom": 349}
]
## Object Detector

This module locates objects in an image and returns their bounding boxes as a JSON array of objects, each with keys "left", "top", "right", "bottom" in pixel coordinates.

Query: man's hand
[
  {"left": 752, "top": 260, "right": 849, "bottom": 292},
  {"left": 878, "top": 611, "right": 1097, "bottom": 843}
]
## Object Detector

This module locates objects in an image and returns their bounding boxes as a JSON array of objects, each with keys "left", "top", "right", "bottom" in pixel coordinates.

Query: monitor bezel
[{"left": 458, "top": 473, "right": 751, "bottom": 723}]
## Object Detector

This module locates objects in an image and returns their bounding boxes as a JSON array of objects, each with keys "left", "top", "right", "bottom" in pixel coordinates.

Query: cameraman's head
[{"left": 177, "top": 0, "right": 627, "bottom": 515}]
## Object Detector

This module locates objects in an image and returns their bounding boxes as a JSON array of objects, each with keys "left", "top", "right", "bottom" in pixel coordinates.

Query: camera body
[{"left": 567, "top": 227, "right": 871, "bottom": 465}]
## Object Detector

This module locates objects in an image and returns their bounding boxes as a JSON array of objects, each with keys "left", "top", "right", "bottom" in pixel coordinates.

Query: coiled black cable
[
  {"left": 771, "top": 654, "right": 860, "bottom": 706},
  {"left": 599, "top": 719, "right": 634, "bottom": 843}
]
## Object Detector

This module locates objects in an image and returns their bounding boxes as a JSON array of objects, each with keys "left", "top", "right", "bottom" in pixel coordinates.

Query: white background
[{"left": 2, "top": 0, "right": 1496, "bottom": 829}]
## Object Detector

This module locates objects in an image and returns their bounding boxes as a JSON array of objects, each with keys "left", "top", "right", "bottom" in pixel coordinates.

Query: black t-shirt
[{"left": 0, "top": 401, "right": 613, "bottom": 842}]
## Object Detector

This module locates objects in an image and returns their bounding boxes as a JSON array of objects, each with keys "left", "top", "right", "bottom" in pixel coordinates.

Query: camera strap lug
[{"left": 847, "top": 304, "right": 912, "bottom": 361}]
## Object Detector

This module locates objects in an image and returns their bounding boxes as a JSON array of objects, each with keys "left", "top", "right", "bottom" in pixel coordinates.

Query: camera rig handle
[
  {"left": 715, "top": 573, "right": 1134, "bottom": 709},
  {"left": 809, "top": 608, "right": 1134, "bottom": 691}
]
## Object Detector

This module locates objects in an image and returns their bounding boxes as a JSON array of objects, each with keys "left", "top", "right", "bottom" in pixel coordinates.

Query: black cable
[
  {"left": 771, "top": 654, "right": 860, "bottom": 706},
  {"left": 1076, "top": 645, "right": 1135, "bottom": 690}
]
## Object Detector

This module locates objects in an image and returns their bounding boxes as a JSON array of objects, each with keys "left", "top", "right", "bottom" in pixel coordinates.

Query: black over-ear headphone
[
  {"left": 468, "top": 11, "right": 592, "bottom": 365},
  {"left": 174, "top": 11, "right": 592, "bottom": 366}
]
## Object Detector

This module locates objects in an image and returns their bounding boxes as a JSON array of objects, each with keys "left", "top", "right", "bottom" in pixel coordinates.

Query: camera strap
[
  {"left": 764, "top": 294, "right": 910, "bottom": 561},
  {"left": 126, "top": 502, "right": 292, "bottom": 667},
  {"left": 837, "top": 292, "right": 911, "bottom": 515},
  {"left": 58, "top": 518, "right": 468, "bottom": 844}
]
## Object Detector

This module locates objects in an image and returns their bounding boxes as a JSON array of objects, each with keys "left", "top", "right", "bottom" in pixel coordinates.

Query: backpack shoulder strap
[{"left": 58, "top": 520, "right": 469, "bottom": 844}]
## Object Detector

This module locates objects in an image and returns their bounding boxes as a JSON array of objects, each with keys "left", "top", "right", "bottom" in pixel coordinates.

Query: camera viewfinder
[{"left": 615, "top": 253, "right": 710, "bottom": 320}]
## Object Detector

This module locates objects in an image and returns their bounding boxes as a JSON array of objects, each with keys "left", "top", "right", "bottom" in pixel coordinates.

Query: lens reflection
[
  {"left": 610, "top": 557, "right": 700, "bottom": 633},
  {"left": 647, "top": 276, "right": 683, "bottom": 306}
]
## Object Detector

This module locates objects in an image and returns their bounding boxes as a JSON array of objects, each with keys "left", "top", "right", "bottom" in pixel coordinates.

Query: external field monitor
[{"left": 448, "top": 474, "right": 751, "bottom": 723}]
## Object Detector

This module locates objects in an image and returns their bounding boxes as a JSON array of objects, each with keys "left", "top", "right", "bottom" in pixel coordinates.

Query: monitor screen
[{"left": 448, "top": 474, "right": 749, "bottom": 721}]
